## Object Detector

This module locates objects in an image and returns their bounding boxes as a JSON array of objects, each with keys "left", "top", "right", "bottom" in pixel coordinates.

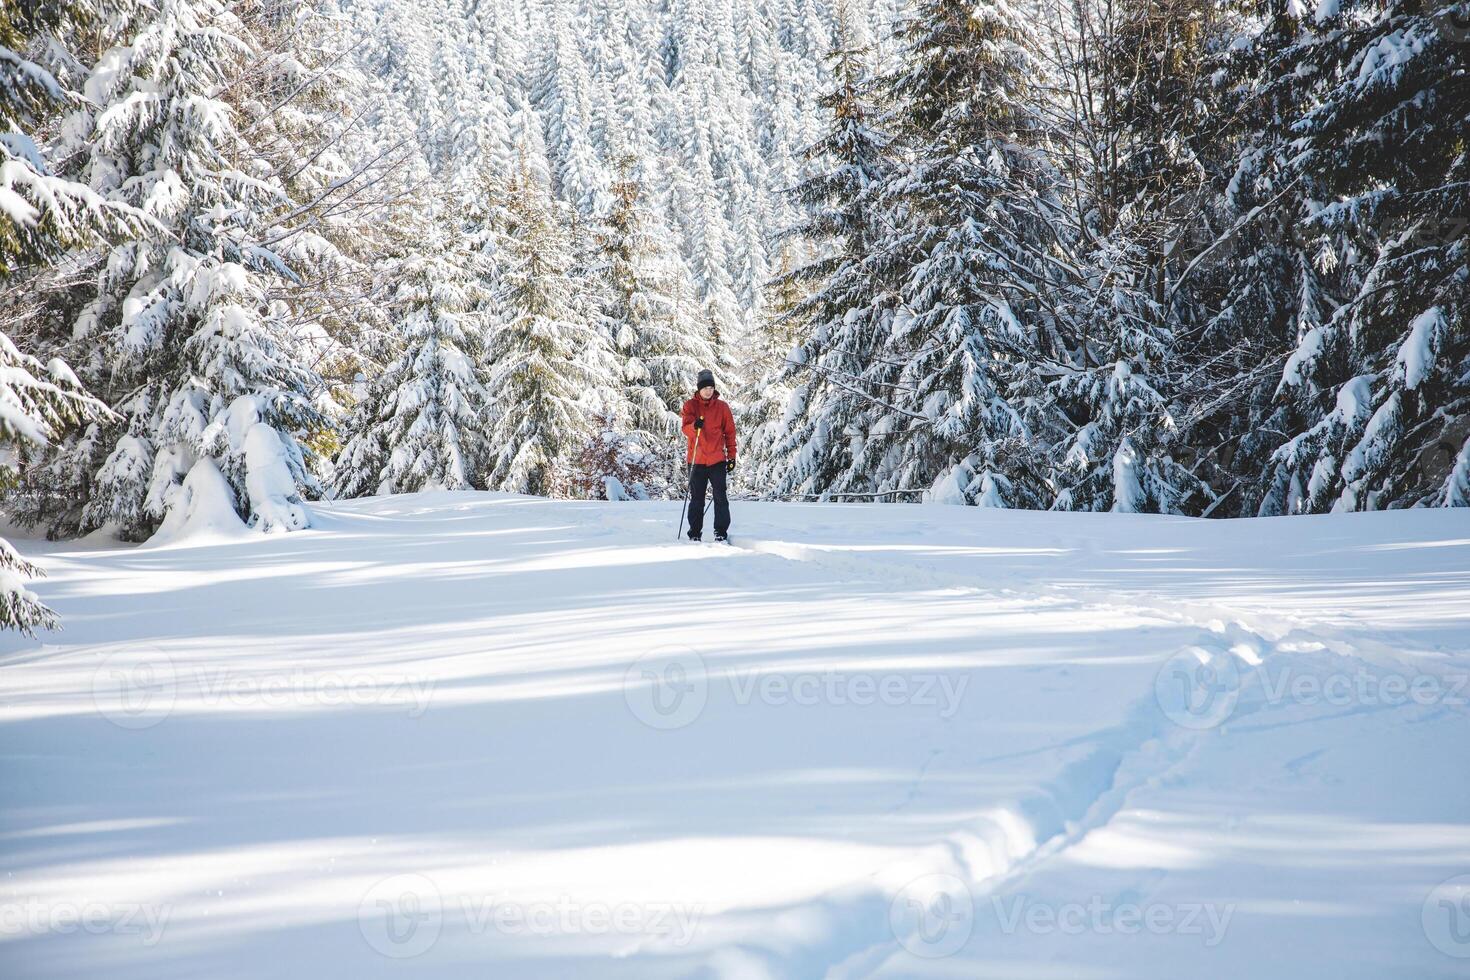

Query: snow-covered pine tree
[
  {"left": 1044, "top": 0, "right": 1220, "bottom": 514},
  {"left": 0, "top": 0, "right": 149, "bottom": 630},
  {"left": 739, "top": 240, "right": 815, "bottom": 495},
  {"left": 872, "top": 0, "right": 1067, "bottom": 507},
  {"left": 1, "top": 0, "right": 147, "bottom": 276},
  {"left": 435, "top": 12, "right": 515, "bottom": 192},
  {"left": 599, "top": 151, "right": 716, "bottom": 471},
  {"left": 484, "top": 107, "right": 606, "bottom": 496},
  {"left": 0, "top": 333, "right": 110, "bottom": 633},
  {"left": 537, "top": 0, "right": 610, "bottom": 217},
  {"left": 236, "top": 0, "right": 410, "bottom": 483},
  {"left": 1048, "top": 232, "right": 1208, "bottom": 513},
  {"left": 565, "top": 198, "right": 630, "bottom": 418},
  {"left": 1176, "top": 0, "right": 1339, "bottom": 516},
  {"left": 747, "top": 2, "right": 896, "bottom": 498},
  {"left": 670, "top": 122, "right": 744, "bottom": 358},
  {"left": 1086, "top": 0, "right": 1220, "bottom": 309},
  {"left": 15, "top": 0, "right": 335, "bottom": 540},
  {"left": 1257, "top": 0, "right": 1470, "bottom": 512},
  {"left": 332, "top": 217, "right": 491, "bottom": 496}
]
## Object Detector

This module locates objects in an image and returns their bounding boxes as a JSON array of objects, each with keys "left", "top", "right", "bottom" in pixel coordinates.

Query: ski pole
[{"left": 676, "top": 421, "right": 703, "bottom": 539}]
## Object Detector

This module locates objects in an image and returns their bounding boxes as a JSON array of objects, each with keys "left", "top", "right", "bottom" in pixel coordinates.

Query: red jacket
[{"left": 682, "top": 392, "right": 737, "bottom": 466}]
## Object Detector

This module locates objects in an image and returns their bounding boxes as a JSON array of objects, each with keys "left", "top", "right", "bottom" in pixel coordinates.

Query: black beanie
[{"left": 696, "top": 369, "right": 715, "bottom": 390}]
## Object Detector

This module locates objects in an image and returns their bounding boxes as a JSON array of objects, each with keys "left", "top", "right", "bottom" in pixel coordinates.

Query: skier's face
[{"left": 699, "top": 385, "right": 714, "bottom": 398}]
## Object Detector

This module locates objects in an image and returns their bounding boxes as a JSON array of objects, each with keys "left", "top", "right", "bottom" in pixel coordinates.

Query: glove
[
  {"left": 693, "top": 417, "right": 705, "bottom": 431},
  {"left": 726, "top": 459, "right": 736, "bottom": 474}
]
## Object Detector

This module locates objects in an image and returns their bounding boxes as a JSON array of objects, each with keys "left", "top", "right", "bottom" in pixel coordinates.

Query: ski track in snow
[
  {"left": 594, "top": 503, "right": 1470, "bottom": 977},
  {"left": 2, "top": 493, "right": 1469, "bottom": 979}
]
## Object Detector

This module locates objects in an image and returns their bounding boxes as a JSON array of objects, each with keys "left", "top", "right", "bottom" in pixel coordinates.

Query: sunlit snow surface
[{"left": 2, "top": 492, "right": 1469, "bottom": 978}]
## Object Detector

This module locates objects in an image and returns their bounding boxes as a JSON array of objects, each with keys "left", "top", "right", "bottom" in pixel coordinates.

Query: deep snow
[{"left": 2, "top": 492, "right": 1469, "bottom": 978}]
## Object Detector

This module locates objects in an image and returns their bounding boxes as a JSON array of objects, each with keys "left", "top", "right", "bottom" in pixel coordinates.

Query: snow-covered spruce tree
[
  {"left": 335, "top": 0, "right": 855, "bottom": 430},
  {"left": 1084, "top": 0, "right": 1221, "bottom": 308},
  {"left": 729, "top": 166, "right": 771, "bottom": 339},
  {"left": 1256, "top": 0, "right": 1470, "bottom": 513},
  {"left": 565, "top": 201, "right": 629, "bottom": 423},
  {"left": 0, "top": 0, "right": 150, "bottom": 630},
  {"left": 1048, "top": 231, "right": 1211, "bottom": 513},
  {"left": 431, "top": 9, "right": 515, "bottom": 192},
  {"left": 1176, "top": 0, "right": 1342, "bottom": 517},
  {"left": 16, "top": 0, "right": 327, "bottom": 540},
  {"left": 537, "top": 0, "right": 610, "bottom": 217},
  {"left": 1043, "top": 0, "right": 1221, "bottom": 514},
  {"left": 739, "top": 240, "right": 817, "bottom": 495},
  {"left": 668, "top": 123, "right": 744, "bottom": 360},
  {"left": 747, "top": 4, "right": 897, "bottom": 498},
  {"left": 332, "top": 224, "right": 491, "bottom": 497},
  {"left": 484, "top": 121, "right": 606, "bottom": 497},
  {"left": 0, "top": 334, "right": 111, "bottom": 633},
  {"left": 871, "top": 0, "right": 1068, "bottom": 507},
  {"left": 1, "top": 0, "right": 147, "bottom": 276},
  {"left": 239, "top": 0, "right": 407, "bottom": 441},
  {"left": 599, "top": 151, "right": 717, "bottom": 470}
]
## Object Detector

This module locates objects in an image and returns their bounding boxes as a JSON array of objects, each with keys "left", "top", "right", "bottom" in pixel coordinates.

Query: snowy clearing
[{"left": 3, "top": 492, "right": 1470, "bottom": 978}]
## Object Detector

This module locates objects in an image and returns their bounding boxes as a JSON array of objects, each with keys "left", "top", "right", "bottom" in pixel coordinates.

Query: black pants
[{"left": 687, "top": 463, "right": 730, "bottom": 537}]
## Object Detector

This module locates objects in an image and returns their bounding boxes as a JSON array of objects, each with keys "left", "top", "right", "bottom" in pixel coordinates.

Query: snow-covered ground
[{"left": 3, "top": 493, "right": 1469, "bottom": 978}]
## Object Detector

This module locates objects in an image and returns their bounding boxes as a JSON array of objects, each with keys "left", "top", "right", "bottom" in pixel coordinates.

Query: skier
[{"left": 681, "top": 368, "right": 736, "bottom": 542}]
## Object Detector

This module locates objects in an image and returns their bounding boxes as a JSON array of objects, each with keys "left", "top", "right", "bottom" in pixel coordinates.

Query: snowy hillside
[{"left": 3, "top": 494, "right": 1469, "bottom": 978}]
